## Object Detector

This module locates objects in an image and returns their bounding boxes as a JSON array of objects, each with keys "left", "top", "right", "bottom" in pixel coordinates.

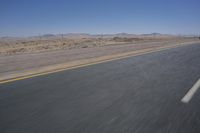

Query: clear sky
[{"left": 0, "top": 0, "right": 200, "bottom": 36}]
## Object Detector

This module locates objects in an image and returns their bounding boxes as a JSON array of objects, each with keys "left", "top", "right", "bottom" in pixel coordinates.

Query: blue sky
[{"left": 0, "top": 0, "right": 200, "bottom": 36}]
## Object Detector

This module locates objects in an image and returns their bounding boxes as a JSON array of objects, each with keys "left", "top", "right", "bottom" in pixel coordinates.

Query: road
[{"left": 1, "top": 43, "right": 200, "bottom": 133}]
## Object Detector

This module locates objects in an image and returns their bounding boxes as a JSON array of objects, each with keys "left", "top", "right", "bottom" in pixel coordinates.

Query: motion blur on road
[
  {"left": 1, "top": 43, "right": 200, "bottom": 133},
  {"left": 1, "top": 0, "right": 200, "bottom": 133}
]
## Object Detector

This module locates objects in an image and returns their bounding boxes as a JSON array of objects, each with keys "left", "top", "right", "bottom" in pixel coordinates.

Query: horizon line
[{"left": 0, "top": 32, "right": 199, "bottom": 38}]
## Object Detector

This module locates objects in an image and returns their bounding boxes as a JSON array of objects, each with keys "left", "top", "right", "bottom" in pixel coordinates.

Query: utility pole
[
  {"left": 39, "top": 33, "right": 42, "bottom": 44},
  {"left": 101, "top": 33, "right": 103, "bottom": 45},
  {"left": 39, "top": 33, "right": 42, "bottom": 40},
  {"left": 61, "top": 34, "right": 64, "bottom": 41}
]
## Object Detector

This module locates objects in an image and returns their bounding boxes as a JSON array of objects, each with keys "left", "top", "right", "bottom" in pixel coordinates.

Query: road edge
[{"left": 0, "top": 41, "right": 199, "bottom": 84}]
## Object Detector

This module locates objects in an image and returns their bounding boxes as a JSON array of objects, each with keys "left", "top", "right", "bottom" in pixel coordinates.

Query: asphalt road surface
[{"left": 1, "top": 43, "right": 200, "bottom": 133}]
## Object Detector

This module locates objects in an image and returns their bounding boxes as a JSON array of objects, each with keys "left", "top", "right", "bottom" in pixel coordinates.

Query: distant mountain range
[
  {"left": 0, "top": 33, "right": 197, "bottom": 40},
  {"left": 37, "top": 33, "right": 175, "bottom": 39}
]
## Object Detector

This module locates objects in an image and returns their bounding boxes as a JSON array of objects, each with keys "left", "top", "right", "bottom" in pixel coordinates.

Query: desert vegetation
[{"left": 0, "top": 35, "right": 198, "bottom": 55}]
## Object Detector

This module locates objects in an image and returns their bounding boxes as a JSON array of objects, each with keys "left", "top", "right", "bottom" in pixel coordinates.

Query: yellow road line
[{"left": 0, "top": 44, "right": 190, "bottom": 84}]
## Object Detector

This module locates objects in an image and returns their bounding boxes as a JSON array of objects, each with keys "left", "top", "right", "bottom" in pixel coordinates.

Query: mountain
[{"left": 0, "top": 33, "right": 179, "bottom": 41}]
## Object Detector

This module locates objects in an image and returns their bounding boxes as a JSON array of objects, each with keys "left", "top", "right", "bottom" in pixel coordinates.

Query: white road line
[{"left": 181, "top": 79, "right": 200, "bottom": 103}]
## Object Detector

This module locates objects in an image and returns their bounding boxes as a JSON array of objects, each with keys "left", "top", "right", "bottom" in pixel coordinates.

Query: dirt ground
[{"left": 0, "top": 36, "right": 196, "bottom": 55}]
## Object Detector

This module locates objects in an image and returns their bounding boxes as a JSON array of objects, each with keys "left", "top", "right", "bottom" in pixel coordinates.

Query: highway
[{"left": 1, "top": 43, "right": 200, "bottom": 133}]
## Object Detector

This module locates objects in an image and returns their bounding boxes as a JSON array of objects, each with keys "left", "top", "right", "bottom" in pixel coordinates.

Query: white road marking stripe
[{"left": 181, "top": 79, "right": 200, "bottom": 103}]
